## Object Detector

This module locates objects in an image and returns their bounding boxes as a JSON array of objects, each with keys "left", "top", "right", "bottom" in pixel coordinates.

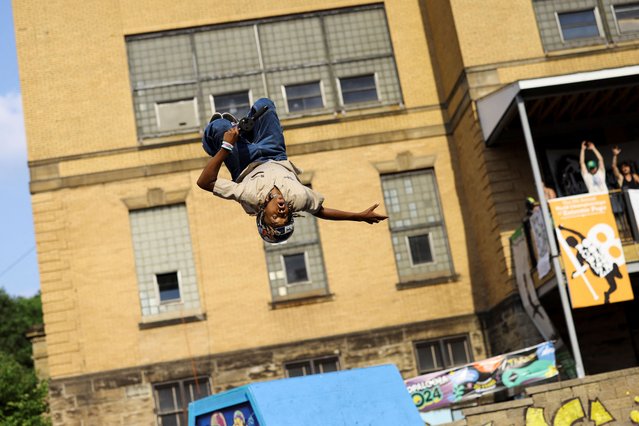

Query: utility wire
[{"left": 0, "top": 245, "right": 35, "bottom": 280}]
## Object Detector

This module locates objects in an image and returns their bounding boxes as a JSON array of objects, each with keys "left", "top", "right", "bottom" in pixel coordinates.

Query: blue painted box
[{"left": 188, "top": 364, "right": 423, "bottom": 426}]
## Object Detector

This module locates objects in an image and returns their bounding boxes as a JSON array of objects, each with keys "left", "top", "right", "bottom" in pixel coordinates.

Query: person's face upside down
[{"left": 263, "top": 190, "right": 290, "bottom": 227}]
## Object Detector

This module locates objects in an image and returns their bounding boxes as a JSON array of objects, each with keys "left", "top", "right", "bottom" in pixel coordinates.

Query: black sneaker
[
  {"left": 208, "top": 112, "right": 222, "bottom": 123},
  {"left": 222, "top": 112, "right": 239, "bottom": 124}
]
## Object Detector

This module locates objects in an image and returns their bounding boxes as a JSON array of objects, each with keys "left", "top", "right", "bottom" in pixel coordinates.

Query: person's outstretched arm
[
  {"left": 611, "top": 146, "right": 622, "bottom": 187},
  {"left": 197, "top": 127, "right": 239, "bottom": 193},
  {"left": 589, "top": 141, "right": 604, "bottom": 171},
  {"left": 313, "top": 203, "right": 388, "bottom": 224},
  {"left": 579, "top": 141, "right": 587, "bottom": 175}
]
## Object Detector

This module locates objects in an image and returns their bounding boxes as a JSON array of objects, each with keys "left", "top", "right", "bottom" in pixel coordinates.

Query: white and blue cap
[{"left": 256, "top": 210, "right": 295, "bottom": 243}]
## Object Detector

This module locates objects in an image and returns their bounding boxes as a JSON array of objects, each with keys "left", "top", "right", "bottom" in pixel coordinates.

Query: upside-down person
[{"left": 196, "top": 98, "right": 387, "bottom": 243}]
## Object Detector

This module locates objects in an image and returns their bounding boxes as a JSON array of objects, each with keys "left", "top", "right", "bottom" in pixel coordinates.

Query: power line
[{"left": 0, "top": 246, "right": 35, "bottom": 280}]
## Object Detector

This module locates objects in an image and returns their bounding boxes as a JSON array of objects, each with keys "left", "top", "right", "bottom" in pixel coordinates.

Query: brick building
[{"left": 13, "top": 0, "right": 639, "bottom": 424}]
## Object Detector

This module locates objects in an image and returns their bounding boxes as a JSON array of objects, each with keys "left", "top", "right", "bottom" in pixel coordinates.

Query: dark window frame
[
  {"left": 338, "top": 73, "right": 379, "bottom": 105},
  {"left": 282, "top": 252, "right": 311, "bottom": 285},
  {"left": 285, "top": 356, "right": 340, "bottom": 377},
  {"left": 414, "top": 335, "right": 472, "bottom": 375},
  {"left": 406, "top": 233, "right": 434, "bottom": 266},
  {"left": 153, "top": 377, "right": 211, "bottom": 426},
  {"left": 283, "top": 81, "right": 325, "bottom": 113},
  {"left": 155, "top": 271, "right": 182, "bottom": 304},
  {"left": 210, "top": 90, "right": 252, "bottom": 117}
]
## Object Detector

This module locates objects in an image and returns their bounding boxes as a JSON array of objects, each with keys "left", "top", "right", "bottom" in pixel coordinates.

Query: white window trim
[
  {"left": 153, "top": 270, "right": 183, "bottom": 305},
  {"left": 281, "top": 80, "right": 325, "bottom": 114},
  {"left": 374, "top": 72, "right": 382, "bottom": 102},
  {"left": 335, "top": 73, "right": 380, "bottom": 107},
  {"left": 281, "top": 252, "right": 312, "bottom": 286},
  {"left": 611, "top": 3, "right": 639, "bottom": 34},
  {"left": 336, "top": 77, "right": 344, "bottom": 107},
  {"left": 153, "top": 97, "right": 199, "bottom": 131},
  {"left": 555, "top": 7, "right": 604, "bottom": 43},
  {"left": 209, "top": 89, "right": 253, "bottom": 115},
  {"left": 405, "top": 232, "right": 436, "bottom": 267}
]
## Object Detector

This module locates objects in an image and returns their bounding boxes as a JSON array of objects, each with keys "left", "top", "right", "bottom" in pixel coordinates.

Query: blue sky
[{"left": 0, "top": 1, "right": 40, "bottom": 297}]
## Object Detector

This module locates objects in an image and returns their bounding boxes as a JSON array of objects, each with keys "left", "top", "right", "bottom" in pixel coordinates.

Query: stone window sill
[
  {"left": 396, "top": 274, "right": 460, "bottom": 290},
  {"left": 139, "top": 312, "right": 207, "bottom": 330},
  {"left": 270, "top": 293, "right": 334, "bottom": 310}
]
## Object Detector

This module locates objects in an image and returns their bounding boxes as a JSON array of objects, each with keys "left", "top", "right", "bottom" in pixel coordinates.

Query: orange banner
[{"left": 548, "top": 193, "right": 634, "bottom": 308}]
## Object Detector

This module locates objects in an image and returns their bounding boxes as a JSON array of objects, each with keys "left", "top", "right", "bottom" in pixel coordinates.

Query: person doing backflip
[{"left": 197, "top": 98, "right": 387, "bottom": 242}]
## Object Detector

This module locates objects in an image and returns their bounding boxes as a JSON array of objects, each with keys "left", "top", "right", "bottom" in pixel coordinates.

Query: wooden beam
[{"left": 536, "top": 95, "right": 564, "bottom": 124}]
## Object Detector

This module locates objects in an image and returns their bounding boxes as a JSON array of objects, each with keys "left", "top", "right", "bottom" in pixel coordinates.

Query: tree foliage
[
  {"left": 0, "top": 288, "right": 43, "bottom": 368},
  {"left": 0, "top": 289, "right": 49, "bottom": 424},
  {"left": 0, "top": 352, "right": 49, "bottom": 425}
]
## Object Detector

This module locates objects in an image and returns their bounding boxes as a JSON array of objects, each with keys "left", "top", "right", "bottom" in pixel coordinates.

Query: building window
[
  {"left": 285, "top": 357, "right": 339, "bottom": 377},
  {"left": 156, "top": 272, "right": 181, "bottom": 303},
  {"left": 155, "top": 98, "right": 199, "bottom": 133},
  {"left": 264, "top": 212, "right": 329, "bottom": 303},
  {"left": 415, "top": 336, "right": 472, "bottom": 374},
  {"left": 339, "top": 74, "right": 378, "bottom": 105},
  {"left": 284, "top": 81, "right": 324, "bottom": 113},
  {"left": 407, "top": 234, "right": 433, "bottom": 265},
  {"left": 532, "top": 2, "right": 609, "bottom": 51},
  {"left": 557, "top": 9, "right": 602, "bottom": 41},
  {"left": 211, "top": 91, "right": 251, "bottom": 117},
  {"left": 283, "top": 253, "right": 310, "bottom": 284},
  {"left": 613, "top": 3, "right": 639, "bottom": 33},
  {"left": 126, "top": 5, "right": 402, "bottom": 139},
  {"left": 154, "top": 377, "right": 210, "bottom": 426},
  {"left": 381, "top": 170, "right": 454, "bottom": 285},
  {"left": 129, "top": 204, "right": 201, "bottom": 318}
]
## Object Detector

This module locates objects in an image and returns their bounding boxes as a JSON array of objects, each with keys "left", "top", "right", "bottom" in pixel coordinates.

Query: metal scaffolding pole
[{"left": 515, "top": 95, "right": 586, "bottom": 378}]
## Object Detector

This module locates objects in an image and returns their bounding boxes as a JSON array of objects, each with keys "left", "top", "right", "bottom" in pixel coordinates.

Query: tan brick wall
[
  {"left": 421, "top": 0, "right": 465, "bottom": 102},
  {"left": 449, "top": 104, "right": 507, "bottom": 311},
  {"left": 16, "top": 0, "right": 639, "bottom": 394},
  {"left": 13, "top": 0, "right": 472, "bottom": 379},
  {"left": 34, "top": 132, "right": 477, "bottom": 377},
  {"left": 449, "top": 0, "right": 544, "bottom": 67},
  {"left": 13, "top": 0, "right": 138, "bottom": 161},
  {"left": 13, "top": 0, "right": 442, "bottom": 164}
]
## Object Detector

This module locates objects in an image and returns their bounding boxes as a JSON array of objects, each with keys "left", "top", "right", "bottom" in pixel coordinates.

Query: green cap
[{"left": 586, "top": 160, "right": 597, "bottom": 170}]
